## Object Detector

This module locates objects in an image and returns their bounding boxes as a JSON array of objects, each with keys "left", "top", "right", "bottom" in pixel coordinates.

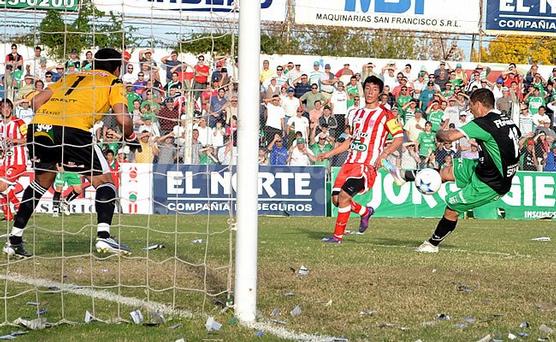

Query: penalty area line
[
  {"left": 0, "top": 273, "right": 193, "bottom": 319},
  {"left": 246, "top": 321, "right": 346, "bottom": 342}
]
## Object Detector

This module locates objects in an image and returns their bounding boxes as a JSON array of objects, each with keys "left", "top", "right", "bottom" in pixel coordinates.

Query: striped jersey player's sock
[
  {"left": 333, "top": 205, "right": 351, "bottom": 240},
  {"left": 350, "top": 201, "right": 368, "bottom": 216}
]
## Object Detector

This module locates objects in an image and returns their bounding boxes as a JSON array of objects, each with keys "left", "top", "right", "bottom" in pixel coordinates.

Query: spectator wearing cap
[
  {"left": 309, "top": 61, "right": 326, "bottom": 91},
  {"left": 65, "top": 48, "right": 81, "bottom": 70},
  {"left": 288, "top": 138, "right": 316, "bottom": 166},
  {"left": 138, "top": 48, "right": 157, "bottom": 68},
  {"left": 413, "top": 71, "right": 427, "bottom": 92},
  {"left": 492, "top": 78, "right": 504, "bottom": 100},
  {"left": 544, "top": 142, "right": 556, "bottom": 172},
  {"left": 287, "top": 105, "right": 310, "bottom": 142},
  {"left": 381, "top": 62, "right": 398, "bottom": 90},
  {"left": 263, "top": 94, "right": 286, "bottom": 145},
  {"left": 525, "top": 86, "right": 546, "bottom": 116},
  {"left": 160, "top": 50, "right": 182, "bottom": 82},
  {"left": 260, "top": 59, "right": 273, "bottom": 85},
  {"left": 281, "top": 87, "right": 300, "bottom": 119},
  {"left": 318, "top": 105, "right": 337, "bottom": 138},
  {"left": 5, "top": 44, "right": 23, "bottom": 71},
  {"left": 158, "top": 100, "right": 179, "bottom": 135},
  {"left": 16, "top": 74, "right": 35, "bottom": 100},
  {"left": 310, "top": 131, "right": 333, "bottom": 167},
  {"left": 267, "top": 133, "right": 288, "bottom": 166},
  {"left": 320, "top": 64, "right": 338, "bottom": 98},
  {"left": 392, "top": 77, "right": 412, "bottom": 100},
  {"left": 300, "top": 84, "right": 326, "bottom": 111},
  {"left": 453, "top": 63, "right": 468, "bottom": 86},
  {"left": 14, "top": 98, "right": 34, "bottom": 124},
  {"left": 48, "top": 64, "right": 64, "bottom": 82},
  {"left": 293, "top": 74, "right": 311, "bottom": 98}
]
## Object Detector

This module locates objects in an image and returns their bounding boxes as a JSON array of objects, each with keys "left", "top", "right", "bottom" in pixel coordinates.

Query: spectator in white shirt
[
  {"left": 194, "top": 116, "right": 213, "bottom": 147},
  {"left": 281, "top": 87, "right": 301, "bottom": 119},
  {"left": 403, "top": 110, "right": 426, "bottom": 142},
  {"left": 287, "top": 106, "right": 310, "bottom": 142},
  {"left": 288, "top": 138, "right": 316, "bottom": 166},
  {"left": 330, "top": 81, "right": 348, "bottom": 117},
  {"left": 264, "top": 94, "right": 286, "bottom": 145},
  {"left": 15, "top": 99, "right": 34, "bottom": 124},
  {"left": 122, "top": 64, "right": 136, "bottom": 84}
]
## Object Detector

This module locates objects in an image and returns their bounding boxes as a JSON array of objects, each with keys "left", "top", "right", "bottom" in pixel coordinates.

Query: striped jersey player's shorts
[
  {"left": 0, "top": 164, "right": 26, "bottom": 183},
  {"left": 332, "top": 163, "right": 377, "bottom": 197}
]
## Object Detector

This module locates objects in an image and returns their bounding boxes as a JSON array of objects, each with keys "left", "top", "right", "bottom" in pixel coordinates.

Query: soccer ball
[{"left": 414, "top": 168, "right": 442, "bottom": 195}]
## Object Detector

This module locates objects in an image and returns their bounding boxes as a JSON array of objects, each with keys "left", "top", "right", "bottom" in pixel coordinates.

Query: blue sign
[
  {"left": 344, "top": 0, "right": 425, "bottom": 14},
  {"left": 146, "top": 0, "right": 274, "bottom": 12},
  {"left": 153, "top": 165, "right": 327, "bottom": 216},
  {"left": 486, "top": 0, "right": 556, "bottom": 34}
]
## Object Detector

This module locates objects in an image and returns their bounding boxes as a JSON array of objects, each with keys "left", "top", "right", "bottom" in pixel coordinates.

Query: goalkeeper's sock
[
  {"left": 428, "top": 216, "right": 458, "bottom": 246},
  {"left": 52, "top": 191, "right": 61, "bottom": 210},
  {"left": 11, "top": 181, "right": 48, "bottom": 245},
  {"left": 95, "top": 183, "right": 117, "bottom": 238},
  {"left": 350, "top": 201, "right": 368, "bottom": 216},
  {"left": 65, "top": 189, "right": 80, "bottom": 203},
  {"left": 402, "top": 170, "right": 417, "bottom": 182},
  {"left": 333, "top": 205, "right": 351, "bottom": 240}
]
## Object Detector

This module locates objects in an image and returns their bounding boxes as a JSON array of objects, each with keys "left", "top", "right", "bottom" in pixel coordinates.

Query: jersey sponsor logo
[
  {"left": 507, "top": 163, "right": 518, "bottom": 177},
  {"left": 350, "top": 141, "right": 368, "bottom": 152}
]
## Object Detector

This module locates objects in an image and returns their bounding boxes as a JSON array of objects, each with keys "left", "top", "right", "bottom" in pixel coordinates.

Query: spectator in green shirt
[
  {"left": 417, "top": 121, "right": 436, "bottom": 162},
  {"left": 310, "top": 131, "right": 333, "bottom": 168},
  {"left": 426, "top": 101, "right": 446, "bottom": 132}
]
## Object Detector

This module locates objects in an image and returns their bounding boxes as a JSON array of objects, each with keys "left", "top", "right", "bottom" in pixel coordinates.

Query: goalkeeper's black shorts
[{"left": 27, "top": 124, "right": 110, "bottom": 176}]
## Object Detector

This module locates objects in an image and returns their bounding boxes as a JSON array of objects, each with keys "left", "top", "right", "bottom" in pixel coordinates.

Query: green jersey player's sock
[{"left": 428, "top": 216, "right": 457, "bottom": 246}]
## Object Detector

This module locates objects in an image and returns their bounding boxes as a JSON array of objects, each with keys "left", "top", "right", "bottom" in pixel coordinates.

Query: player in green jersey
[
  {"left": 52, "top": 164, "right": 83, "bottom": 217},
  {"left": 384, "top": 88, "right": 521, "bottom": 252}
]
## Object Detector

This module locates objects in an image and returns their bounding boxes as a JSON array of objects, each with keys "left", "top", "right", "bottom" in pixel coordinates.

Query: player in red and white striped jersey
[
  {"left": 0, "top": 99, "right": 27, "bottom": 221},
  {"left": 318, "top": 76, "right": 403, "bottom": 243}
]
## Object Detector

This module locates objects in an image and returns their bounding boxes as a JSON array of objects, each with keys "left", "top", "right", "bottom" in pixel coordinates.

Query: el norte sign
[
  {"left": 486, "top": 0, "right": 556, "bottom": 36},
  {"left": 295, "top": 0, "right": 481, "bottom": 34}
]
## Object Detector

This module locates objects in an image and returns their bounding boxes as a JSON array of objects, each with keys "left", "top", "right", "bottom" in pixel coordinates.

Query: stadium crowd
[{"left": 1, "top": 44, "right": 556, "bottom": 173}]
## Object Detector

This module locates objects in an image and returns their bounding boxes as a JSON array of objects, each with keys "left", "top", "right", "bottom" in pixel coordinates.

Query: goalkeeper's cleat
[
  {"left": 60, "top": 200, "right": 70, "bottom": 216},
  {"left": 382, "top": 159, "right": 406, "bottom": 186},
  {"left": 321, "top": 236, "right": 342, "bottom": 244},
  {"left": 95, "top": 237, "right": 131, "bottom": 255},
  {"left": 3, "top": 242, "right": 32, "bottom": 258},
  {"left": 358, "top": 206, "right": 375, "bottom": 234},
  {"left": 415, "top": 240, "right": 439, "bottom": 253}
]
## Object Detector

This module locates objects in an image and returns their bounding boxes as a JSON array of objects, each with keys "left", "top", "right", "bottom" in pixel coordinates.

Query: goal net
[{"left": 0, "top": 0, "right": 248, "bottom": 330}]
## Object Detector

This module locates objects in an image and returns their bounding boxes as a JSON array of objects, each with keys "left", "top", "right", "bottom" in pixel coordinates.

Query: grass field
[{"left": 0, "top": 214, "right": 554, "bottom": 341}]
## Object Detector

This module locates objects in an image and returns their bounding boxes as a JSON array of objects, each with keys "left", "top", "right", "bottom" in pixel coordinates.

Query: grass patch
[{"left": 0, "top": 215, "right": 554, "bottom": 341}]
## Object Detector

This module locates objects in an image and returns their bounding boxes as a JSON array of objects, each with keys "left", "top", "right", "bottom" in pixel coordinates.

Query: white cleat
[
  {"left": 52, "top": 210, "right": 59, "bottom": 217},
  {"left": 95, "top": 237, "right": 131, "bottom": 255},
  {"left": 415, "top": 240, "right": 439, "bottom": 253},
  {"left": 382, "top": 159, "right": 406, "bottom": 186},
  {"left": 61, "top": 200, "right": 70, "bottom": 216}
]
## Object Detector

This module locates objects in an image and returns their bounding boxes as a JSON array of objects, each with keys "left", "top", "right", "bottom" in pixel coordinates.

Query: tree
[
  {"left": 416, "top": 33, "right": 465, "bottom": 61},
  {"left": 17, "top": 0, "right": 137, "bottom": 61},
  {"left": 476, "top": 35, "right": 556, "bottom": 64}
]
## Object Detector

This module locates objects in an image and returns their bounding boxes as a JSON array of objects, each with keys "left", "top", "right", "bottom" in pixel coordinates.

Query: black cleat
[{"left": 3, "top": 242, "right": 32, "bottom": 258}]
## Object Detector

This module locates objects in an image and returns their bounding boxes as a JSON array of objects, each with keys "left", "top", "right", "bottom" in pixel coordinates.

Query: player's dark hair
[
  {"left": 0, "top": 98, "right": 14, "bottom": 110},
  {"left": 470, "top": 88, "right": 495, "bottom": 109},
  {"left": 94, "top": 48, "right": 122, "bottom": 75},
  {"left": 362, "top": 76, "right": 384, "bottom": 93}
]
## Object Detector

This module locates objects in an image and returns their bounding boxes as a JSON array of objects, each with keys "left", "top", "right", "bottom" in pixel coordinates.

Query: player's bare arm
[
  {"left": 436, "top": 129, "right": 464, "bottom": 143},
  {"left": 374, "top": 136, "right": 403, "bottom": 169},
  {"left": 30, "top": 88, "right": 53, "bottom": 111},
  {"left": 317, "top": 138, "right": 351, "bottom": 160}
]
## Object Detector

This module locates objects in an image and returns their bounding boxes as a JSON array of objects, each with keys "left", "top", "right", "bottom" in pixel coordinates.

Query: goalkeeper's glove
[{"left": 125, "top": 132, "right": 142, "bottom": 153}]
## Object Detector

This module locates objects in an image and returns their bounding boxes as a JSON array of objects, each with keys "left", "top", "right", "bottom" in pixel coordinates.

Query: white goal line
[{"left": 0, "top": 273, "right": 343, "bottom": 342}]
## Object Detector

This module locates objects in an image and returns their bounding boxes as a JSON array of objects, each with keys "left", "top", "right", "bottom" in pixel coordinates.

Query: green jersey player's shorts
[
  {"left": 445, "top": 158, "right": 501, "bottom": 213},
  {"left": 54, "top": 172, "right": 82, "bottom": 188}
]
